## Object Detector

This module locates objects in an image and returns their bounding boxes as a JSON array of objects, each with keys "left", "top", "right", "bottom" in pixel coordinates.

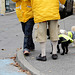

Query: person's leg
[
  {"left": 35, "top": 22, "right": 47, "bottom": 61},
  {"left": 21, "top": 22, "right": 30, "bottom": 56},
  {"left": 40, "top": 42, "right": 46, "bottom": 57},
  {"left": 49, "top": 20, "right": 59, "bottom": 60},
  {"left": 47, "top": 23, "right": 50, "bottom": 39},
  {"left": 25, "top": 18, "right": 35, "bottom": 50},
  {"left": 21, "top": 18, "right": 34, "bottom": 56},
  {"left": 21, "top": 22, "right": 25, "bottom": 34},
  {"left": 24, "top": 18, "right": 34, "bottom": 49},
  {"left": 51, "top": 41, "right": 58, "bottom": 54}
]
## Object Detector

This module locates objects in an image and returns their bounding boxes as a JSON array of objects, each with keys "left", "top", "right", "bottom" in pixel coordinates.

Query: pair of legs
[
  {"left": 21, "top": 18, "right": 35, "bottom": 56},
  {"left": 35, "top": 20, "right": 59, "bottom": 61}
]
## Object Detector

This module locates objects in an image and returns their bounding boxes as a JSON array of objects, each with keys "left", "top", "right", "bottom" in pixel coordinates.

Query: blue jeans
[{"left": 21, "top": 18, "right": 35, "bottom": 52}]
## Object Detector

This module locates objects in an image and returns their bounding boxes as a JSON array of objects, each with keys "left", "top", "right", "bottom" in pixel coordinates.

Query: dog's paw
[
  {"left": 61, "top": 53, "right": 64, "bottom": 55},
  {"left": 50, "top": 52, "right": 52, "bottom": 54},
  {"left": 57, "top": 51, "right": 60, "bottom": 53},
  {"left": 65, "top": 52, "right": 68, "bottom": 54}
]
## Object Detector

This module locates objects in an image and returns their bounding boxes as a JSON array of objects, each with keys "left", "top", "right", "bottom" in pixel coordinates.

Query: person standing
[
  {"left": 12, "top": 0, "right": 35, "bottom": 56},
  {"left": 31, "top": 0, "right": 66, "bottom": 61}
]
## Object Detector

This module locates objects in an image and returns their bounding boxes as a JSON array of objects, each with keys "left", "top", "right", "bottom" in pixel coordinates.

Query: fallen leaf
[
  {"left": 20, "top": 47, "right": 22, "bottom": 49},
  {"left": 22, "top": 70, "right": 26, "bottom": 72},
  {"left": 10, "top": 63, "right": 14, "bottom": 65},
  {"left": 11, "top": 60, "right": 32, "bottom": 75},
  {"left": 13, "top": 62, "right": 20, "bottom": 67},
  {"left": 1, "top": 49, "right": 6, "bottom": 50},
  {"left": 10, "top": 57, "right": 16, "bottom": 60}
]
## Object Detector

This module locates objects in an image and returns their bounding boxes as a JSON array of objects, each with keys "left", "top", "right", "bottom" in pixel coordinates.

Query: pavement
[
  {"left": 0, "top": 59, "right": 27, "bottom": 75},
  {"left": 0, "top": 12, "right": 75, "bottom": 75},
  {"left": 15, "top": 14, "right": 75, "bottom": 75},
  {"left": 0, "top": 13, "right": 27, "bottom": 75}
]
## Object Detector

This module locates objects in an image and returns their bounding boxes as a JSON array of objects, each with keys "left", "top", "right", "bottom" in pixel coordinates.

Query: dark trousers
[{"left": 21, "top": 18, "right": 34, "bottom": 51}]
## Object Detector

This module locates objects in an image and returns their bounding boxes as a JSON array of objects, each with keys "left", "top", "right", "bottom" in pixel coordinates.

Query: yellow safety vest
[
  {"left": 59, "top": 34, "right": 73, "bottom": 43},
  {"left": 68, "top": 31, "right": 73, "bottom": 39}
]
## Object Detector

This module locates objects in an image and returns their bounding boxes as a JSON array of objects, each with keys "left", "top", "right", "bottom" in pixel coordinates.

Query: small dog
[
  {"left": 50, "top": 34, "right": 73, "bottom": 55},
  {"left": 47, "top": 29, "right": 74, "bottom": 55},
  {"left": 57, "top": 34, "right": 73, "bottom": 55},
  {"left": 47, "top": 28, "right": 74, "bottom": 55}
]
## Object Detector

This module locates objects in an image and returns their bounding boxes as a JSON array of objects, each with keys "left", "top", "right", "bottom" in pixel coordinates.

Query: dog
[
  {"left": 47, "top": 29, "right": 74, "bottom": 55},
  {"left": 47, "top": 27, "right": 74, "bottom": 55},
  {"left": 50, "top": 34, "right": 73, "bottom": 55},
  {"left": 57, "top": 34, "right": 73, "bottom": 55}
]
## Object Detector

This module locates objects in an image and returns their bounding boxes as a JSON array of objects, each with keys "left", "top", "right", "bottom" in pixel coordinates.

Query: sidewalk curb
[
  {"left": 15, "top": 50, "right": 45, "bottom": 75},
  {"left": 0, "top": 11, "right": 16, "bottom": 16},
  {"left": 5, "top": 11, "right": 16, "bottom": 15}
]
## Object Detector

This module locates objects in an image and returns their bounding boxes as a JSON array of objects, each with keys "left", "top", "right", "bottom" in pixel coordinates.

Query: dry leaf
[
  {"left": 10, "top": 57, "right": 16, "bottom": 60},
  {"left": 13, "top": 62, "right": 20, "bottom": 67},
  {"left": 10, "top": 63, "right": 14, "bottom": 65},
  {"left": 20, "top": 47, "right": 22, "bottom": 49},
  {"left": 1, "top": 49, "right": 6, "bottom": 50},
  {"left": 11, "top": 59, "right": 32, "bottom": 75}
]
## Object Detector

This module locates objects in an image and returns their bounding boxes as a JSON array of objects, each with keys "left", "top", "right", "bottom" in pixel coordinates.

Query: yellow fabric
[
  {"left": 31, "top": 0, "right": 66, "bottom": 23},
  {"left": 59, "top": 0, "right": 66, "bottom": 5},
  {"left": 12, "top": 0, "right": 20, "bottom": 2},
  {"left": 12, "top": 0, "right": 33, "bottom": 22},
  {"left": 68, "top": 31, "right": 73, "bottom": 39},
  {"left": 59, "top": 34, "right": 73, "bottom": 43},
  {"left": 15, "top": 1, "right": 23, "bottom": 22},
  {"left": 21, "top": 0, "right": 33, "bottom": 22}
]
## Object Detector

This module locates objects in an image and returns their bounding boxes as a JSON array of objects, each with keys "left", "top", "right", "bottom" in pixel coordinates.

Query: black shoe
[
  {"left": 36, "top": 54, "right": 47, "bottom": 61},
  {"left": 52, "top": 54, "right": 58, "bottom": 60}
]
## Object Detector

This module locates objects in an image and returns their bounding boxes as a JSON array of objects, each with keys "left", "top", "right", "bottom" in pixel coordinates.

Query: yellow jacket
[
  {"left": 31, "top": 0, "right": 66, "bottom": 23},
  {"left": 12, "top": 0, "right": 33, "bottom": 22}
]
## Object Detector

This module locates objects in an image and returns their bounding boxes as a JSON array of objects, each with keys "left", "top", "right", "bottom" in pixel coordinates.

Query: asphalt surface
[
  {"left": 0, "top": 13, "right": 27, "bottom": 75},
  {"left": 0, "top": 13, "right": 75, "bottom": 75},
  {"left": 0, "top": 59, "right": 27, "bottom": 75},
  {"left": 16, "top": 14, "right": 75, "bottom": 75},
  {"left": 0, "top": 13, "right": 23, "bottom": 59}
]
